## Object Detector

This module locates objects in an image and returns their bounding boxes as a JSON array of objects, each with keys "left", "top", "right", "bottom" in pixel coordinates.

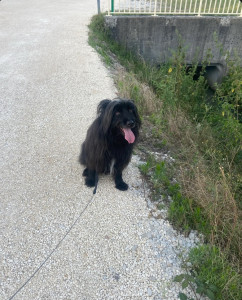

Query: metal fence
[{"left": 107, "top": 0, "right": 242, "bottom": 16}]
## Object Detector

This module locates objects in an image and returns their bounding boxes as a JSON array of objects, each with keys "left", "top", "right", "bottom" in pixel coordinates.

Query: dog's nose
[{"left": 127, "top": 120, "right": 135, "bottom": 128}]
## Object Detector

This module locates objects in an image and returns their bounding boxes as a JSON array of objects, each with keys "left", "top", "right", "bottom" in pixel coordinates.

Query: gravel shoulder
[{"left": 0, "top": 1, "right": 199, "bottom": 299}]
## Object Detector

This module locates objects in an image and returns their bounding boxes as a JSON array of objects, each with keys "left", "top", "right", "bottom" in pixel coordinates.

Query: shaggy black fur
[{"left": 79, "top": 98, "right": 141, "bottom": 194}]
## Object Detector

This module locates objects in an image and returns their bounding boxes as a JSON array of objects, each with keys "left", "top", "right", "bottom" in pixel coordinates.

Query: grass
[
  {"left": 139, "top": 157, "right": 212, "bottom": 236},
  {"left": 88, "top": 13, "right": 242, "bottom": 299}
]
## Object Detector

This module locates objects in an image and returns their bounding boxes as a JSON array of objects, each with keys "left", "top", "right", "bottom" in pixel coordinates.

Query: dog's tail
[{"left": 93, "top": 172, "right": 99, "bottom": 194}]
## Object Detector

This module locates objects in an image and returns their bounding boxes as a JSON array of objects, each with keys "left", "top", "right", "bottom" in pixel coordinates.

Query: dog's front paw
[
  {"left": 115, "top": 181, "right": 128, "bottom": 191},
  {"left": 85, "top": 177, "right": 95, "bottom": 187}
]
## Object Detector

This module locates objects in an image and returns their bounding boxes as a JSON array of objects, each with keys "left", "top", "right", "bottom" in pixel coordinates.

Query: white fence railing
[{"left": 107, "top": 0, "right": 242, "bottom": 16}]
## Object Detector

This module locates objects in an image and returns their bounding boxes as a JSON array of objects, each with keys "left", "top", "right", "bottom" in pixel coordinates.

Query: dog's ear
[
  {"left": 97, "top": 99, "right": 112, "bottom": 116},
  {"left": 100, "top": 100, "right": 118, "bottom": 134}
]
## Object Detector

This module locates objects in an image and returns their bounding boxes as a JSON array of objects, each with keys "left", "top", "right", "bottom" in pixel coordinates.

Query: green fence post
[{"left": 111, "top": 0, "right": 114, "bottom": 13}]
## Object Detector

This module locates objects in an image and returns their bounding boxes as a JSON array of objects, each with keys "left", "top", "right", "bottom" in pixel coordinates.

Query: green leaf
[
  {"left": 208, "top": 284, "right": 218, "bottom": 292},
  {"left": 183, "top": 274, "right": 196, "bottom": 283},
  {"left": 174, "top": 274, "right": 185, "bottom": 282},
  {"left": 179, "top": 292, "right": 188, "bottom": 300},
  {"left": 205, "top": 289, "right": 215, "bottom": 300},
  {"left": 182, "top": 280, "right": 189, "bottom": 289},
  {"left": 196, "top": 286, "right": 205, "bottom": 295}
]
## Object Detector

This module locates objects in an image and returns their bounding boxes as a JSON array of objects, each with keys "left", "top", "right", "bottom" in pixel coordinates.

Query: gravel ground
[{"left": 0, "top": 1, "right": 200, "bottom": 299}]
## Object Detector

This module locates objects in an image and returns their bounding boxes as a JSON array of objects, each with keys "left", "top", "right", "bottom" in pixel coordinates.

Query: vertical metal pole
[
  {"left": 97, "top": 0, "right": 100, "bottom": 14},
  {"left": 237, "top": 0, "right": 242, "bottom": 16},
  {"left": 153, "top": 0, "right": 158, "bottom": 16},
  {"left": 198, "top": 0, "right": 203, "bottom": 16},
  {"left": 111, "top": 0, "right": 114, "bottom": 12},
  {"left": 108, "top": 0, "right": 110, "bottom": 16}
]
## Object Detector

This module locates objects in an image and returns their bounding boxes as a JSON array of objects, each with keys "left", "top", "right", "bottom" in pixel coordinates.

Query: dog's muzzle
[{"left": 127, "top": 120, "right": 135, "bottom": 128}]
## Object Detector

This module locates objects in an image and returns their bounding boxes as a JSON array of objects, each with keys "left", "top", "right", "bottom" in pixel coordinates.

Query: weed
[
  {"left": 174, "top": 272, "right": 218, "bottom": 300},
  {"left": 174, "top": 245, "right": 241, "bottom": 300},
  {"left": 193, "top": 245, "right": 239, "bottom": 300}
]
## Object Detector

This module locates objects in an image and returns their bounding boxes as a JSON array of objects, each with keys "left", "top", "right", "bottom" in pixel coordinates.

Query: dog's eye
[
  {"left": 116, "top": 112, "right": 121, "bottom": 116},
  {"left": 129, "top": 109, "right": 133, "bottom": 113}
]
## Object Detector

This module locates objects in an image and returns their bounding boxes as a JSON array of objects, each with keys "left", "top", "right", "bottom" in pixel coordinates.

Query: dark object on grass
[{"left": 79, "top": 98, "right": 141, "bottom": 194}]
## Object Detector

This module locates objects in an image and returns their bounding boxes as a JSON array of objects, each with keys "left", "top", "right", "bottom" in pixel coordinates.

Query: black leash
[
  {"left": 93, "top": 172, "right": 99, "bottom": 194},
  {"left": 8, "top": 193, "right": 96, "bottom": 300}
]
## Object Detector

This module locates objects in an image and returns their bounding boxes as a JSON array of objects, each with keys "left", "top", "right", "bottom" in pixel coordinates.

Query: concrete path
[{"left": 0, "top": 1, "right": 199, "bottom": 299}]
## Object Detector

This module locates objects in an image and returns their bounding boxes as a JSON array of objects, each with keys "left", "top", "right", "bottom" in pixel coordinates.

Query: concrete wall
[{"left": 105, "top": 16, "right": 242, "bottom": 69}]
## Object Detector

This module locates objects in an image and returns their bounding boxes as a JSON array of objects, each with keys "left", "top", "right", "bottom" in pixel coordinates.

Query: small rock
[
  {"left": 147, "top": 287, "right": 152, "bottom": 296},
  {"left": 148, "top": 276, "right": 156, "bottom": 282},
  {"left": 131, "top": 245, "right": 138, "bottom": 252},
  {"left": 113, "top": 273, "right": 120, "bottom": 281}
]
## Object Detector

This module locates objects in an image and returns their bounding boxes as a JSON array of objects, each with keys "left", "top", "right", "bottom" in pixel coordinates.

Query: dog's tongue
[{"left": 122, "top": 128, "right": 135, "bottom": 144}]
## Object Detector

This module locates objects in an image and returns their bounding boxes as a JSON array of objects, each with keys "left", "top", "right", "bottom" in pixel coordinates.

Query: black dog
[{"left": 79, "top": 98, "right": 141, "bottom": 194}]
